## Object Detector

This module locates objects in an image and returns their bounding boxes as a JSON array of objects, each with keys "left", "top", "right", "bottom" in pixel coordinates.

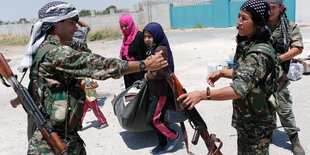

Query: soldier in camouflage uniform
[
  {"left": 18, "top": 1, "right": 167, "bottom": 154},
  {"left": 178, "top": 0, "right": 279, "bottom": 154},
  {"left": 265, "top": 0, "right": 305, "bottom": 154}
]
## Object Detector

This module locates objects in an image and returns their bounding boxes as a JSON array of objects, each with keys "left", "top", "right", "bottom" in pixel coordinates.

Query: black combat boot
[{"left": 289, "top": 133, "right": 305, "bottom": 155}]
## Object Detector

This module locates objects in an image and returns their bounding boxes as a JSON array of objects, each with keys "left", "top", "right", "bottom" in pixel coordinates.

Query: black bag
[{"left": 112, "top": 80, "right": 153, "bottom": 131}]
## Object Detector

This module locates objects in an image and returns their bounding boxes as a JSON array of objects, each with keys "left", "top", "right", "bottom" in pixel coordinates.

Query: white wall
[
  {"left": 296, "top": 0, "right": 310, "bottom": 24},
  {"left": 0, "top": 23, "right": 33, "bottom": 36},
  {"left": 0, "top": 3, "right": 172, "bottom": 36},
  {"left": 0, "top": 12, "right": 147, "bottom": 36},
  {"left": 142, "top": 3, "right": 171, "bottom": 29},
  {"left": 0, "top": 1, "right": 307, "bottom": 36}
]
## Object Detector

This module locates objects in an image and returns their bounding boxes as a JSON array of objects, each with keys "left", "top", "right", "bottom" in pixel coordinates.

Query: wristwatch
[
  {"left": 139, "top": 60, "right": 146, "bottom": 71},
  {"left": 206, "top": 87, "right": 211, "bottom": 100}
]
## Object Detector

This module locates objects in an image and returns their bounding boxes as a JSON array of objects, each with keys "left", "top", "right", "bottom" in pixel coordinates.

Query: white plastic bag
[
  {"left": 207, "top": 62, "right": 228, "bottom": 75},
  {"left": 287, "top": 63, "right": 304, "bottom": 81},
  {"left": 207, "top": 62, "right": 219, "bottom": 75}
]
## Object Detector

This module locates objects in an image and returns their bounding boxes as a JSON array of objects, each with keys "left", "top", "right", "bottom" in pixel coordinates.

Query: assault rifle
[
  {"left": 147, "top": 47, "right": 222, "bottom": 155},
  {"left": 0, "top": 53, "right": 67, "bottom": 155},
  {"left": 164, "top": 68, "right": 222, "bottom": 155}
]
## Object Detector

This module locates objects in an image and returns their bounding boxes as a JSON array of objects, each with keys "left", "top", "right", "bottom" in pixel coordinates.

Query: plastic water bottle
[
  {"left": 84, "top": 79, "right": 93, "bottom": 87},
  {"left": 207, "top": 62, "right": 218, "bottom": 75}
]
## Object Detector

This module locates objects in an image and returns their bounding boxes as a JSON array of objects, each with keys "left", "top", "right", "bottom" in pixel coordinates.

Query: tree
[
  {"left": 17, "top": 18, "right": 28, "bottom": 24},
  {"left": 79, "top": 10, "right": 91, "bottom": 17},
  {"left": 106, "top": 5, "right": 116, "bottom": 11},
  {"left": 94, "top": 11, "right": 103, "bottom": 16},
  {"left": 103, "top": 5, "right": 117, "bottom": 15}
]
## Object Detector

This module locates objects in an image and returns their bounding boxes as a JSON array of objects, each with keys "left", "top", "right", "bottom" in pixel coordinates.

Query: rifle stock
[
  {"left": 0, "top": 53, "right": 67, "bottom": 155},
  {"left": 40, "top": 128, "right": 66, "bottom": 155},
  {"left": 0, "top": 53, "right": 14, "bottom": 80},
  {"left": 163, "top": 67, "right": 222, "bottom": 155}
]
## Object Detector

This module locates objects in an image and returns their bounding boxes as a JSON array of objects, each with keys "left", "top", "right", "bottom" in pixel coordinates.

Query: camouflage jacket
[
  {"left": 231, "top": 39, "right": 276, "bottom": 128},
  {"left": 66, "top": 41, "right": 91, "bottom": 53},
  {"left": 270, "top": 19, "right": 303, "bottom": 73},
  {"left": 29, "top": 35, "right": 127, "bottom": 131}
]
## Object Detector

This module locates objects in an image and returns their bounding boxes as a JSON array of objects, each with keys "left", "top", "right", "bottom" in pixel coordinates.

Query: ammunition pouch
[
  {"left": 31, "top": 78, "right": 85, "bottom": 131},
  {"left": 236, "top": 86, "right": 270, "bottom": 122},
  {"left": 237, "top": 76, "right": 289, "bottom": 123}
]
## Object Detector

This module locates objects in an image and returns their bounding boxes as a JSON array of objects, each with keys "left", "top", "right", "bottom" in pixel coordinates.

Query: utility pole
[{"left": 147, "top": 0, "right": 152, "bottom": 22}]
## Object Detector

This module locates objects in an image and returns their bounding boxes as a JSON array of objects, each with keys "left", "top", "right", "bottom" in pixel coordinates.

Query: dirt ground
[{"left": 0, "top": 27, "right": 309, "bottom": 155}]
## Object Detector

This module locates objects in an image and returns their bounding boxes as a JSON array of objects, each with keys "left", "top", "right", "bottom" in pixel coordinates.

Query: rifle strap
[
  {"left": 207, "top": 134, "right": 223, "bottom": 155},
  {"left": 180, "top": 122, "right": 195, "bottom": 155},
  {"left": 19, "top": 69, "right": 27, "bottom": 83},
  {"left": 0, "top": 73, "right": 10, "bottom": 87}
]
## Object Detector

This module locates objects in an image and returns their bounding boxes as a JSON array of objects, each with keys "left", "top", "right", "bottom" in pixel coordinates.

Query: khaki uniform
[{"left": 270, "top": 20, "right": 303, "bottom": 137}]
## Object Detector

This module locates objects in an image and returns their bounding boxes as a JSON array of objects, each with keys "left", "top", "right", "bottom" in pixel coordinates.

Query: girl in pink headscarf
[{"left": 119, "top": 14, "right": 147, "bottom": 88}]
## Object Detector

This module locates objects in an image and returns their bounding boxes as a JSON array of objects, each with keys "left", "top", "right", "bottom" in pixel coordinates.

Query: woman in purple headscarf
[
  {"left": 119, "top": 14, "right": 147, "bottom": 88},
  {"left": 143, "top": 22, "right": 178, "bottom": 154}
]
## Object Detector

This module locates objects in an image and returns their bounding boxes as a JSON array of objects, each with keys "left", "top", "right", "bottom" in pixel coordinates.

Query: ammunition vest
[
  {"left": 236, "top": 43, "right": 287, "bottom": 122},
  {"left": 29, "top": 43, "right": 85, "bottom": 131}
]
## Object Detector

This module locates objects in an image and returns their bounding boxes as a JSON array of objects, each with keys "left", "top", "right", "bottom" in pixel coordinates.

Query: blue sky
[{"left": 0, "top": 0, "right": 141, "bottom": 22}]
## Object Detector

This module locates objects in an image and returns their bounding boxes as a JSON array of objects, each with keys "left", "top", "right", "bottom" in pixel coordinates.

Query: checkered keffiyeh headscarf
[
  {"left": 241, "top": 0, "right": 271, "bottom": 26},
  {"left": 19, "top": 1, "right": 79, "bottom": 72},
  {"left": 73, "top": 26, "right": 90, "bottom": 44},
  {"left": 264, "top": 0, "right": 283, "bottom": 4}
]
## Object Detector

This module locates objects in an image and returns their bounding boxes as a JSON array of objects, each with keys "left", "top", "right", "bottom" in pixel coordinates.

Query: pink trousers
[
  {"left": 81, "top": 99, "right": 107, "bottom": 125},
  {"left": 153, "top": 96, "right": 177, "bottom": 140}
]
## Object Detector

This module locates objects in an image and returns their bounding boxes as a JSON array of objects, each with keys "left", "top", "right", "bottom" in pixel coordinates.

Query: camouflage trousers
[
  {"left": 276, "top": 86, "right": 300, "bottom": 136},
  {"left": 236, "top": 121, "right": 276, "bottom": 155},
  {"left": 28, "top": 128, "right": 86, "bottom": 155}
]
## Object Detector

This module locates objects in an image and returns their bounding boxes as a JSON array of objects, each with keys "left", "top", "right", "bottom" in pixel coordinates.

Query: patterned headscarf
[
  {"left": 19, "top": 1, "right": 79, "bottom": 72},
  {"left": 264, "top": 0, "right": 283, "bottom": 4},
  {"left": 119, "top": 14, "right": 139, "bottom": 61},
  {"left": 143, "top": 22, "right": 175, "bottom": 72},
  {"left": 240, "top": 0, "right": 271, "bottom": 26},
  {"left": 73, "top": 26, "right": 90, "bottom": 44}
]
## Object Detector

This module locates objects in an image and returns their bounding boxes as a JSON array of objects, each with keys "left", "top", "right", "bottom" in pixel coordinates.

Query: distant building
[
  {"left": 91, "top": 10, "right": 96, "bottom": 17},
  {"left": 117, "top": 8, "right": 130, "bottom": 13}
]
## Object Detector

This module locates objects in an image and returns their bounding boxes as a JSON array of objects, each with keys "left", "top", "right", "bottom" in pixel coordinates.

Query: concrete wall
[
  {"left": 0, "top": 1, "right": 308, "bottom": 36},
  {"left": 79, "top": 12, "right": 145, "bottom": 31},
  {"left": 0, "top": 23, "right": 33, "bottom": 36},
  {"left": 0, "top": 12, "right": 146, "bottom": 36},
  {"left": 0, "top": 3, "right": 173, "bottom": 36},
  {"left": 142, "top": 3, "right": 171, "bottom": 29},
  {"left": 296, "top": 0, "right": 310, "bottom": 24}
]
